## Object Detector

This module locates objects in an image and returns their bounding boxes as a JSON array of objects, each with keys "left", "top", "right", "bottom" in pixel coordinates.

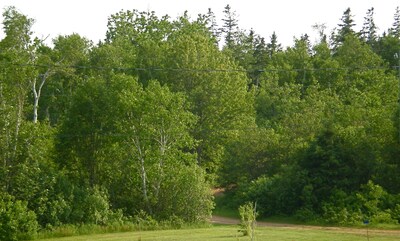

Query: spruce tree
[
  {"left": 390, "top": 6, "right": 400, "bottom": 37},
  {"left": 360, "top": 7, "right": 378, "bottom": 47},
  {"left": 220, "top": 4, "right": 239, "bottom": 48},
  {"left": 332, "top": 8, "right": 356, "bottom": 50},
  {"left": 267, "top": 31, "right": 282, "bottom": 58},
  {"left": 206, "top": 8, "right": 220, "bottom": 42}
]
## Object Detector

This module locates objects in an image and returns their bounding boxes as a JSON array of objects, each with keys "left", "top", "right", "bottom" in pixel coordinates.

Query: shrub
[
  {"left": 133, "top": 210, "right": 158, "bottom": 230},
  {"left": 356, "top": 181, "right": 398, "bottom": 224},
  {"left": 155, "top": 164, "right": 214, "bottom": 223},
  {"left": 391, "top": 204, "right": 400, "bottom": 223},
  {"left": 321, "top": 189, "right": 363, "bottom": 225},
  {"left": 84, "top": 186, "right": 114, "bottom": 225},
  {"left": 0, "top": 192, "right": 38, "bottom": 241},
  {"left": 321, "top": 203, "right": 362, "bottom": 225},
  {"left": 238, "top": 202, "right": 258, "bottom": 238},
  {"left": 294, "top": 208, "right": 317, "bottom": 222}
]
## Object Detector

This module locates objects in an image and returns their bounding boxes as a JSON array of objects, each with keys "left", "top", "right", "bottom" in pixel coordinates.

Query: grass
[{"left": 39, "top": 225, "right": 400, "bottom": 241}]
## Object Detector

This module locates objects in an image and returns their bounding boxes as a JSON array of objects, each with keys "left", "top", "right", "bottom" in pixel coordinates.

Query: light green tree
[{"left": 163, "top": 25, "right": 255, "bottom": 179}]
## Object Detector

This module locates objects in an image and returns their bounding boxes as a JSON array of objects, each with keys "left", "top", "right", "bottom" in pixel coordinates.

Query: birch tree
[{"left": 0, "top": 7, "right": 36, "bottom": 190}]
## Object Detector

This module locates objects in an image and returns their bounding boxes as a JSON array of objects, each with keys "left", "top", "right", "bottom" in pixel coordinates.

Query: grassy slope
[{"left": 41, "top": 225, "right": 400, "bottom": 241}]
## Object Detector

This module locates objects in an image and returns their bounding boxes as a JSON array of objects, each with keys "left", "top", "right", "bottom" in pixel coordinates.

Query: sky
[{"left": 0, "top": 0, "right": 399, "bottom": 47}]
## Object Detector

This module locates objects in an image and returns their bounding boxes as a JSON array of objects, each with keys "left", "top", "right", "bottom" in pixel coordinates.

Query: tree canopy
[{"left": 1, "top": 5, "right": 400, "bottom": 238}]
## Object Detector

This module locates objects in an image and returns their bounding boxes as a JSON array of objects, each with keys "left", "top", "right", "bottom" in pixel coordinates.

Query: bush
[
  {"left": 294, "top": 208, "right": 318, "bottom": 222},
  {"left": 321, "top": 203, "right": 362, "bottom": 225},
  {"left": 238, "top": 202, "right": 258, "bottom": 238},
  {"left": 133, "top": 210, "right": 159, "bottom": 230},
  {"left": 370, "top": 211, "right": 398, "bottom": 224},
  {"left": 84, "top": 186, "right": 116, "bottom": 225},
  {"left": 321, "top": 189, "right": 362, "bottom": 225},
  {"left": 0, "top": 192, "right": 38, "bottom": 241},
  {"left": 356, "top": 181, "right": 398, "bottom": 224},
  {"left": 235, "top": 165, "right": 309, "bottom": 217},
  {"left": 391, "top": 204, "right": 400, "bottom": 223},
  {"left": 155, "top": 164, "right": 214, "bottom": 223},
  {"left": 321, "top": 182, "right": 399, "bottom": 225}
]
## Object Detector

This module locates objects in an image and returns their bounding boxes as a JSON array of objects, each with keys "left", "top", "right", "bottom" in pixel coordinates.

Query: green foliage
[
  {"left": 2, "top": 4, "right": 400, "bottom": 234},
  {"left": 155, "top": 164, "right": 214, "bottom": 222},
  {"left": 238, "top": 202, "right": 258, "bottom": 238},
  {"left": 321, "top": 189, "right": 363, "bottom": 225},
  {"left": 162, "top": 25, "right": 255, "bottom": 179},
  {"left": 233, "top": 165, "right": 309, "bottom": 217},
  {"left": 82, "top": 186, "right": 123, "bottom": 225},
  {"left": 0, "top": 192, "right": 38, "bottom": 241},
  {"left": 356, "top": 181, "right": 398, "bottom": 224},
  {"left": 220, "top": 127, "right": 281, "bottom": 184}
]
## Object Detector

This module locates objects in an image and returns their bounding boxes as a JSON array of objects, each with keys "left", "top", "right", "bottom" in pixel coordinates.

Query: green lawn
[{"left": 41, "top": 225, "right": 400, "bottom": 241}]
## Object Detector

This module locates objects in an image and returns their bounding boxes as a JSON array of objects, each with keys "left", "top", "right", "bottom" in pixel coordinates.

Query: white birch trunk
[
  {"left": 132, "top": 134, "right": 152, "bottom": 215},
  {"left": 32, "top": 71, "right": 49, "bottom": 124}
]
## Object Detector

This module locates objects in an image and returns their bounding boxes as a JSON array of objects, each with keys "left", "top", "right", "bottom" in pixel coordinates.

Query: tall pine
[
  {"left": 332, "top": 8, "right": 356, "bottom": 50},
  {"left": 220, "top": 4, "right": 239, "bottom": 49},
  {"left": 360, "top": 7, "right": 378, "bottom": 47}
]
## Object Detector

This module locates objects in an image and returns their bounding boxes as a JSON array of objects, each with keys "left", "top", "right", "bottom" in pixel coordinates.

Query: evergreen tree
[
  {"left": 390, "top": 6, "right": 400, "bottom": 37},
  {"left": 332, "top": 8, "right": 356, "bottom": 50},
  {"left": 251, "top": 36, "right": 269, "bottom": 87},
  {"left": 205, "top": 8, "right": 220, "bottom": 43},
  {"left": 374, "top": 7, "right": 400, "bottom": 68},
  {"left": 360, "top": 7, "right": 378, "bottom": 47},
  {"left": 267, "top": 31, "right": 282, "bottom": 58},
  {"left": 220, "top": 4, "right": 239, "bottom": 48}
]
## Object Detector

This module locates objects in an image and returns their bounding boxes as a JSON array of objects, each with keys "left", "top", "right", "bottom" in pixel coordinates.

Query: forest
[{"left": 1, "top": 4, "right": 400, "bottom": 240}]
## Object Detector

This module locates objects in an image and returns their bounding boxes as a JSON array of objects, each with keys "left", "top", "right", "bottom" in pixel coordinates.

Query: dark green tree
[
  {"left": 267, "top": 31, "right": 282, "bottom": 58},
  {"left": 374, "top": 7, "right": 400, "bottom": 69},
  {"left": 360, "top": 7, "right": 378, "bottom": 47},
  {"left": 220, "top": 4, "right": 239, "bottom": 49},
  {"left": 38, "top": 34, "right": 92, "bottom": 125},
  {"left": 332, "top": 8, "right": 356, "bottom": 50},
  {"left": 163, "top": 23, "right": 255, "bottom": 179},
  {"left": 251, "top": 36, "right": 269, "bottom": 87},
  {"left": 205, "top": 8, "right": 220, "bottom": 43},
  {"left": 390, "top": 6, "right": 400, "bottom": 37}
]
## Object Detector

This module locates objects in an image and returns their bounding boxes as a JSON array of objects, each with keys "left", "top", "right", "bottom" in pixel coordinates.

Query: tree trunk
[
  {"left": 8, "top": 93, "right": 24, "bottom": 191},
  {"left": 32, "top": 72, "right": 48, "bottom": 124},
  {"left": 132, "top": 135, "right": 152, "bottom": 215},
  {"left": 154, "top": 123, "right": 168, "bottom": 200}
]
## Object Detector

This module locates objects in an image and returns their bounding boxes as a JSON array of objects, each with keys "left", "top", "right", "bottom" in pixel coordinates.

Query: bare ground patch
[{"left": 211, "top": 215, "right": 400, "bottom": 237}]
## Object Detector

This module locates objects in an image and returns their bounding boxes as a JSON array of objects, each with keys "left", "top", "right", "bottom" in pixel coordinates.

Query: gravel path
[{"left": 211, "top": 215, "right": 400, "bottom": 236}]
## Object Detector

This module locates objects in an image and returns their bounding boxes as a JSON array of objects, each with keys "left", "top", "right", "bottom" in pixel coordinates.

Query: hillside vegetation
[{"left": 1, "top": 4, "right": 400, "bottom": 240}]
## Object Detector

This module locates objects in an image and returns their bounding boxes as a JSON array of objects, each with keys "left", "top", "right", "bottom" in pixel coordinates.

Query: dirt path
[{"left": 211, "top": 215, "right": 400, "bottom": 236}]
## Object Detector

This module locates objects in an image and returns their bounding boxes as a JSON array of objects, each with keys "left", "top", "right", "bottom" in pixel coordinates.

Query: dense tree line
[
  {"left": 0, "top": 4, "right": 400, "bottom": 239},
  {"left": 220, "top": 6, "right": 400, "bottom": 225}
]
